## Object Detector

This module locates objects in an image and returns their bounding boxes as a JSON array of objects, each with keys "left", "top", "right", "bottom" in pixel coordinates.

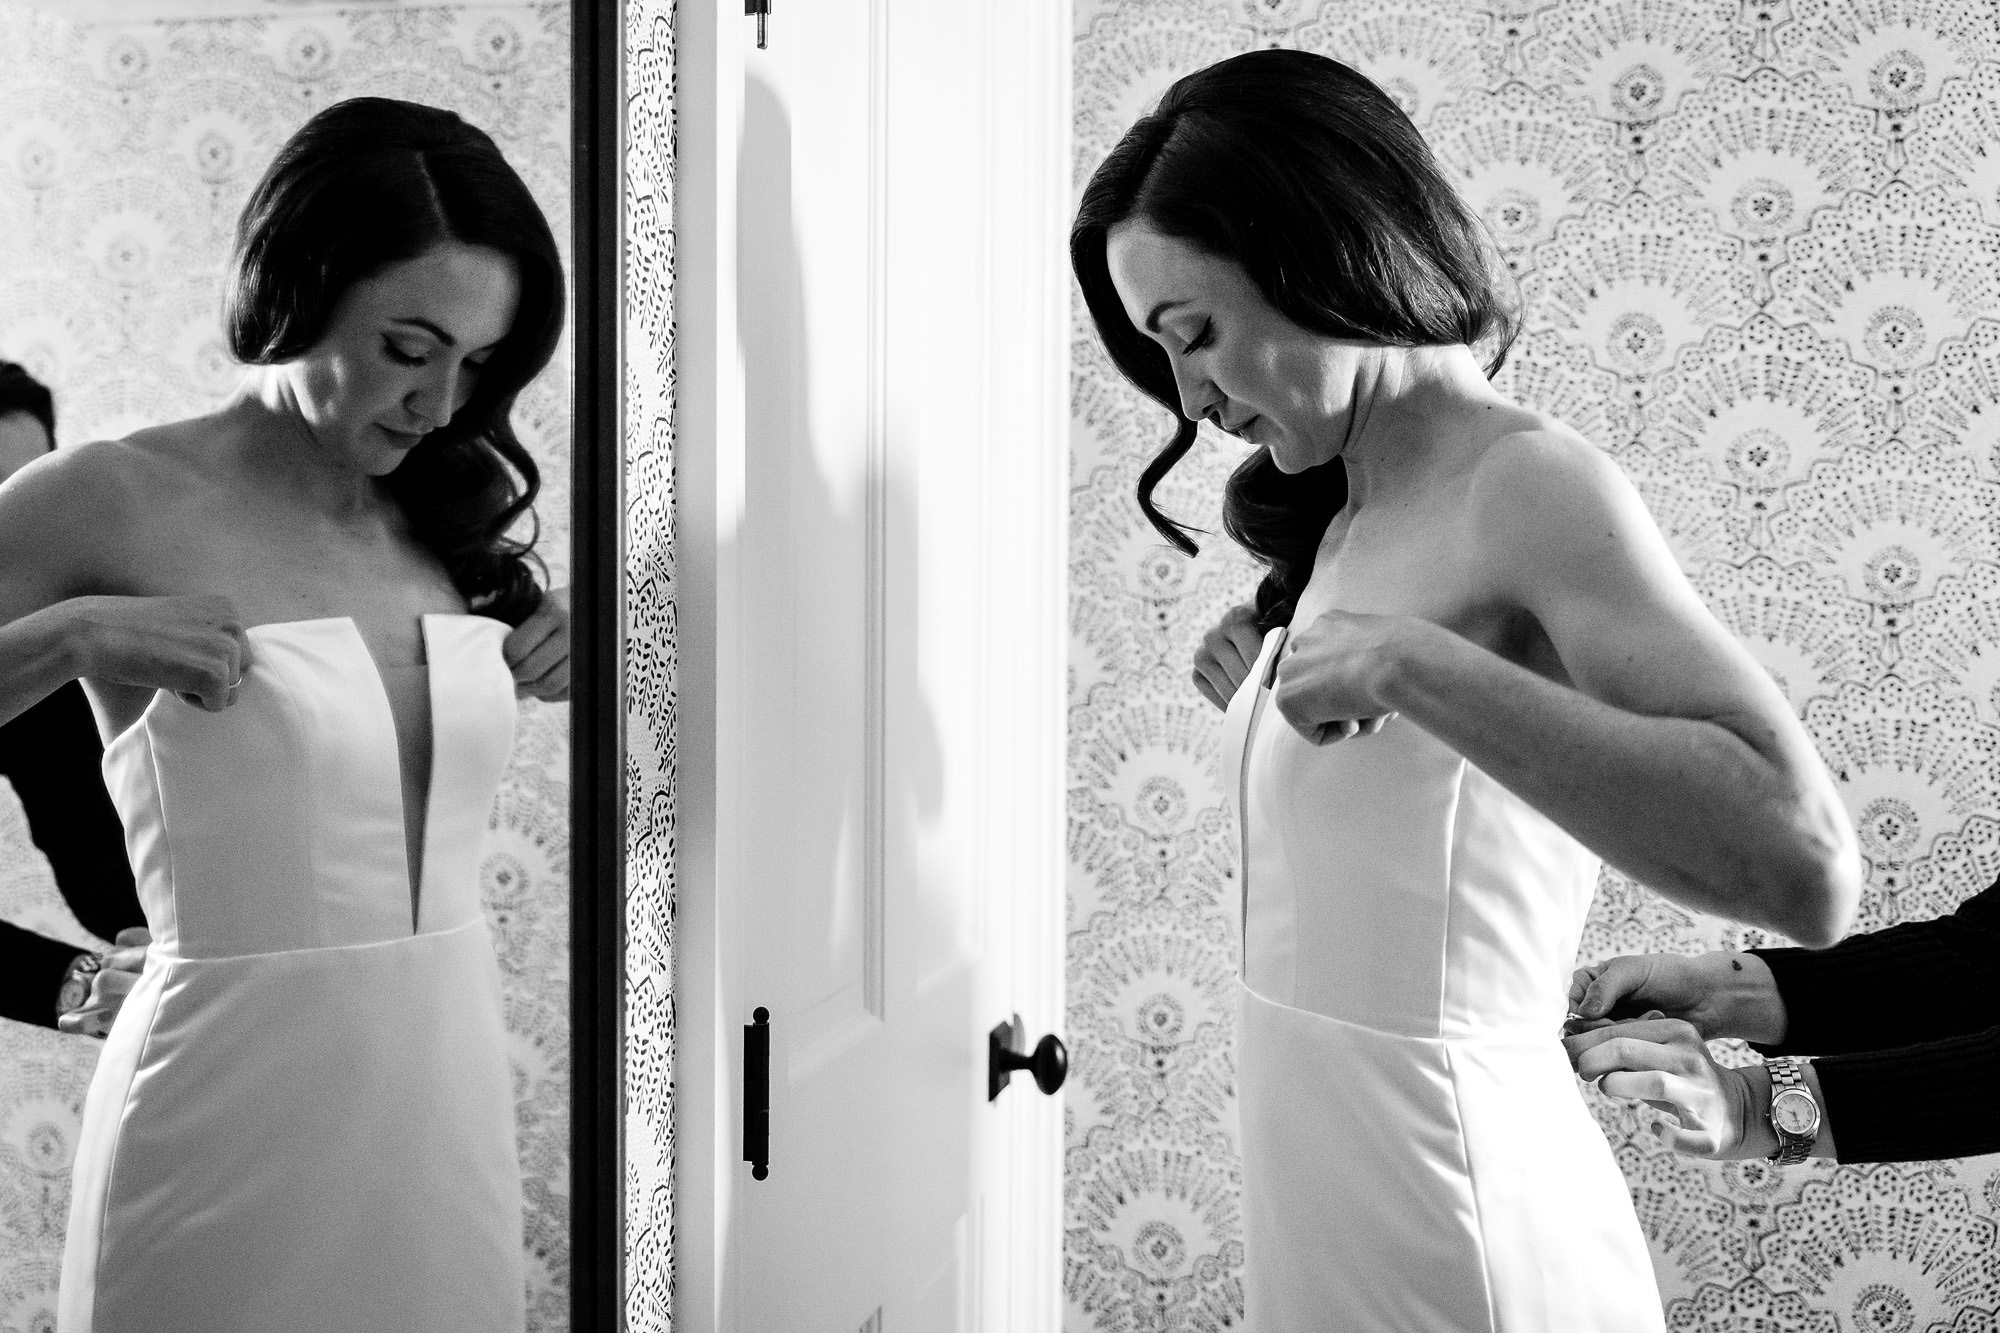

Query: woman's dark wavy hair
[
  {"left": 0, "top": 361, "right": 55, "bottom": 446},
  {"left": 1071, "top": 49, "right": 1518, "bottom": 629},
  {"left": 226, "top": 96, "right": 562, "bottom": 626}
]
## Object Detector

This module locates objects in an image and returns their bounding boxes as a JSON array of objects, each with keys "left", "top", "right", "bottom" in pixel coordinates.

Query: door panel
[{"left": 688, "top": 0, "right": 1067, "bottom": 1327}]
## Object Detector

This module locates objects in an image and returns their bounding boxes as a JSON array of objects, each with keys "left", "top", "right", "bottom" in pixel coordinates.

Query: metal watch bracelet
[{"left": 1766, "top": 1056, "right": 1820, "bottom": 1165}]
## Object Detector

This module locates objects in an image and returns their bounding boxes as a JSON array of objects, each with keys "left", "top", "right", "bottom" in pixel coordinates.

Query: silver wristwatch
[
  {"left": 1766, "top": 1056, "right": 1821, "bottom": 1165},
  {"left": 55, "top": 951, "right": 103, "bottom": 1021}
]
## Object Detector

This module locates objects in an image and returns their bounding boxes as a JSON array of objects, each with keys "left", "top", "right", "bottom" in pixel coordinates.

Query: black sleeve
[
  {"left": 0, "top": 918, "right": 81, "bottom": 1029},
  {"left": 1807, "top": 1027, "right": 2000, "bottom": 1164},
  {"left": 1749, "top": 876, "right": 2000, "bottom": 1056},
  {"left": 0, "top": 682, "right": 142, "bottom": 942}
]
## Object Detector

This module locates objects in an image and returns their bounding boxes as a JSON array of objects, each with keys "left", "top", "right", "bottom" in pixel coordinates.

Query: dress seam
[
  {"left": 89, "top": 955, "right": 174, "bottom": 1323},
  {"left": 1438, "top": 757, "right": 1502, "bottom": 1332}
]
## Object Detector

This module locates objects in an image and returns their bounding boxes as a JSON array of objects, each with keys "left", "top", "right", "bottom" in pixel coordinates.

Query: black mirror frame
[{"left": 571, "top": 2, "right": 625, "bottom": 1327}]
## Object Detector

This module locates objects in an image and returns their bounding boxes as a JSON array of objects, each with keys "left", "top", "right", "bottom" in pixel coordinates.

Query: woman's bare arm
[
  {"left": 1275, "top": 430, "right": 1859, "bottom": 946},
  {"left": 0, "top": 445, "right": 249, "bottom": 728}
]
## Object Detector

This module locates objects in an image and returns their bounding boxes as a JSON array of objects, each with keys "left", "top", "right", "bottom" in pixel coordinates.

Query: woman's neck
[
  {"left": 1337, "top": 343, "right": 1503, "bottom": 509},
  {"left": 215, "top": 373, "right": 384, "bottom": 519}
]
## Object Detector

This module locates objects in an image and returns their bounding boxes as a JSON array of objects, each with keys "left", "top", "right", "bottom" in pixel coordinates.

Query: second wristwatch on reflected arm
[
  {"left": 1766, "top": 1055, "right": 1821, "bottom": 1165},
  {"left": 55, "top": 950, "right": 103, "bottom": 1023}
]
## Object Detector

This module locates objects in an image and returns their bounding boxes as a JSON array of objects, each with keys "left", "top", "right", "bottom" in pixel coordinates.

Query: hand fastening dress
[
  {"left": 1223, "top": 625, "right": 1665, "bottom": 1332},
  {"left": 59, "top": 616, "right": 525, "bottom": 1333}
]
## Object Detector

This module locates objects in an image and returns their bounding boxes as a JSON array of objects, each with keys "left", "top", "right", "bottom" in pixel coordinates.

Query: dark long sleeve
[
  {"left": 0, "top": 681, "right": 142, "bottom": 1030},
  {"left": 0, "top": 917, "right": 82, "bottom": 1027},
  {"left": 1796, "top": 1028, "right": 2000, "bottom": 1163},
  {"left": 1747, "top": 877, "right": 2000, "bottom": 1163},
  {"left": 0, "top": 681, "right": 140, "bottom": 942},
  {"left": 1749, "top": 876, "right": 2000, "bottom": 1055}
]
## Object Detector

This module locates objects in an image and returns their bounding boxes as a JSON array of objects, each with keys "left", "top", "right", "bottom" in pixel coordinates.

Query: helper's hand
[
  {"left": 71, "top": 595, "right": 251, "bottom": 712},
  {"left": 57, "top": 927, "right": 150, "bottom": 1038},
  {"left": 1270, "top": 608, "right": 1401, "bottom": 744},
  {"left": 1567, "top": 951, "right": 1788, "bottom": 1044},
  {"left": 1563, "top": 1015, "right": 1766, "bottom": 1159},
  {"left": 1193, "top": 602, "right": 1265, "bottom": 711},
  {"left": 505, "top": 585, "right": 571, "bottom": 702}
]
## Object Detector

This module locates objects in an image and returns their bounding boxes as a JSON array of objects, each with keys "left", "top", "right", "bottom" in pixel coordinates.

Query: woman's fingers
[
  {"left": 1191, "top": 664, "right": 1230, "bottom": 711},
  {"left": 57, "top": 1007, "right": 109, "bottom": 1037},
  {"left": 89, "top": 967, "right": 137, "bottom": 1007},
  {"left": 1598, "top": 1068, "right": 1683, "bottom": 1108},
  {"left": 504, "top": 593, "right": 573, "bottom": 701},
  {"left": 1194, "top": 607, "right": 1262, "bottom": 708},
  {"left": 509, "top": 635, "right": 570, "bottom": 697},
  {"left": 101, "top": 939, "right": 148, "bottom": 973},
  {"left": 1305, "top": 715, "right": 1398, "bottom": 746},
  {"left": 1563, "top": 1017, "right": 1693, "bottom": 1075}
]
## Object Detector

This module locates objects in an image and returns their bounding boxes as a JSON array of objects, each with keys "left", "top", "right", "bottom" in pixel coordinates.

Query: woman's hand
[
  {"left": 1567, "top": 951, "right": 1789, "bottom": 1045},
  {"left": 69, "top": 594, "right": 251, "bottom": 712},
  {"left": 57, "top": 927, "right": 150, "bottom": 1038},
  {"left": 1193, "top": 601, "right": 1264, "bottom": 710},
  {"left": 1563, "top": 1015, "right": 1769, "bottom": 1159},
  {"left": 505, "top": 585, "right": 571, "bottom": 701},
  {"left": 1271, "top": 608, "right": 1404, "bottom": 744}
]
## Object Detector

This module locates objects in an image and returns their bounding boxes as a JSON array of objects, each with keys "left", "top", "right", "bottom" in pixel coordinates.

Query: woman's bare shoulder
[
  {"left": 0, "top": 423, "right": 217, "bottom": 570},
  {"left": 1457, "top": 413, "right": 1668, "bottom": 589},
  {"left": 1467, "top": 412, "right": 1634, "bottom": 511}
]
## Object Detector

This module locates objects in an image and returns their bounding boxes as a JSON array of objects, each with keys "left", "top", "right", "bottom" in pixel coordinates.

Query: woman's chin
[{"left": 1268, "top": 445, "right": 1317, "bottom": 475}]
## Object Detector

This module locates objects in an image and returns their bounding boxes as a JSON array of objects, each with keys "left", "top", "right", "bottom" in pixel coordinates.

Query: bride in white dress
[
  {"left": 0, "top": 98, "right": 569, "bottom": 1331},
  {"left": 1072, "top": 51, "right": 1861, "bottom": 1330}
]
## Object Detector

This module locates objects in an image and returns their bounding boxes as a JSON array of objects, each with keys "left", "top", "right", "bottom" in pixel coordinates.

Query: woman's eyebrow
[{"left": 390, "top": 316, "right": 457, "bottom": 346}]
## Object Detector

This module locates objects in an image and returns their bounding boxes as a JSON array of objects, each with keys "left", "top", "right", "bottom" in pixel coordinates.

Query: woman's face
[
  {"left": 286, "top": 241, "right": 521, "bottom": 476},
  {"left": 1106, "top": 221, "right": 1374, "bottom": 474}
]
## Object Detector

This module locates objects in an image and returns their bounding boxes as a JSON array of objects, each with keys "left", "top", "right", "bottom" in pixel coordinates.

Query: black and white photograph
[{"left": 0, "top": 1, "right": 1993, "bottom": 1329}]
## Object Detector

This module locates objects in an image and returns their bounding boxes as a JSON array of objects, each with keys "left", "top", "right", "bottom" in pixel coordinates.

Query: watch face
[
  {"left": 1772, "top": 1088, "right": 1817, "bottom": 1136},
  {"left": 57, "top": 976, "right": 91, "bottom": 1013}
]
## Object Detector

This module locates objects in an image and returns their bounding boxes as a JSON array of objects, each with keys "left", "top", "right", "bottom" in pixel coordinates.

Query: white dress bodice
[
  {"left": 1223, "top": 623, "right": 1664, "bottom": 1332},
  {"left": 60, "top": 615, "right": 525, "bottom": 1333}
]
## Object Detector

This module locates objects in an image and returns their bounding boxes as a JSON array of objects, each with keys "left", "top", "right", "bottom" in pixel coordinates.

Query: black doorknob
[{"left": 988, "top": 1014, "right": 1067, "bottom": 1100}]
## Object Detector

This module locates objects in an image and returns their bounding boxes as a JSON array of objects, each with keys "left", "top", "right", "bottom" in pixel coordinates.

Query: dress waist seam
[
  {"left": 151, "top": 914, "right": 487, "bottom": 966},
  {"left": 1239, "top": 978, "right": 1560, "bottom": 1046}
]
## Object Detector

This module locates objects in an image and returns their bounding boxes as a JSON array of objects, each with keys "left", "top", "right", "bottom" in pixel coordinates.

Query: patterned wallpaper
[
  {"left": 620, "top": 0, "right": 677, "bottom": 1328},
  {"left": 1066, "top": 1, "right": 2000, "bottom": 1330},
  {"left": 0, "top": 5, "right": 576, "bottom": 1329}
]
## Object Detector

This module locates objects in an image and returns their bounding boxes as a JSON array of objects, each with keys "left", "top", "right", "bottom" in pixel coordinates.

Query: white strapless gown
[
  {"left": 1223, "top": 625, "right": 1664, "bottom": 1332},
  {"left": 59, "top": 616, "right": 525, "bottom": 1333}
]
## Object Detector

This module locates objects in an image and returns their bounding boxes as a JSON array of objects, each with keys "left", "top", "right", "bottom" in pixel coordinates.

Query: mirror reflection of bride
[{"left": 0, "top": 97, "right": 567, "bottom": 1332}]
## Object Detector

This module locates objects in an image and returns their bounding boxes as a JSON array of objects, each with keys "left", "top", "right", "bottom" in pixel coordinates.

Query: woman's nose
[
  {"left": 1171, "top": 359, "right": 1219, "bottom": 424},
  {"left": 409, "top": 366, "right": 461, "bottom": 427}
]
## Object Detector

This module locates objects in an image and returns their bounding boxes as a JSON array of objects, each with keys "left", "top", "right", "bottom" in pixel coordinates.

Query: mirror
[{"left": 0, "top": 3, "right": 599, "bottom": 1326}]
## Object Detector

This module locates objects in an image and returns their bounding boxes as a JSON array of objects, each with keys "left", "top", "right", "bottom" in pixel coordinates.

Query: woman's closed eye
[
  {"left": 1180, "top": 321, "right": 1214, "bottom": 355},
  {"left": 383, "top": 338, "right": 429, "bottom": 367},
  {"left": 382, "top": 337, "right": 490, "bottom": 373}
]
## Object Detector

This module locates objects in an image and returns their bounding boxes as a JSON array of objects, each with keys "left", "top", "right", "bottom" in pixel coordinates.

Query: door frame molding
[{"left": 668, "top": 0, "right": 741, "bottom": 1328}]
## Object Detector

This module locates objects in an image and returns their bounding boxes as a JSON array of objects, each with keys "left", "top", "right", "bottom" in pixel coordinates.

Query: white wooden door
[{"left": 671, "top": 2, "right": 1069, "bottom": 1330}]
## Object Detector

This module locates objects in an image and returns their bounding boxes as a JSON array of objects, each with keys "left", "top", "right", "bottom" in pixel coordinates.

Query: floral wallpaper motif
[
  {"left": 620, "top": 0, "right": 677, "bottom": 1328},
  {"left": 1067, "top": 1, "right": 2000, "bottom": 1329},
  {"left": 0, "top": 6, "right": 575, "bottom": 1328}
]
